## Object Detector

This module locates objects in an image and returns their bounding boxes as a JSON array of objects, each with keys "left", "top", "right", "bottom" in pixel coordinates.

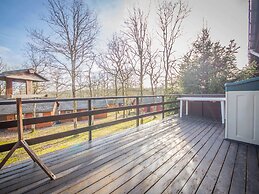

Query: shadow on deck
[{"left": 0, "top": 117, "right": 259, "bottom": 194}]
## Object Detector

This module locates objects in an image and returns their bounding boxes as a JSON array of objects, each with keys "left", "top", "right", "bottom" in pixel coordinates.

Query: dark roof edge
[
  {"left": 225, "top": 76, "right": 259, "bottom": 87},
  {"left": 0, "top": 68, "right": 48, "bottom": 82}
]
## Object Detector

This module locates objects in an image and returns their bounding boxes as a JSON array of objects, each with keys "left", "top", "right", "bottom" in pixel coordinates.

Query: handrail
[
  {"left": 0, "top": 101, "right": 178, "bottom": 128},
  {"left": 0, "top": 95, "right": 179, "bottom": 179},
  {"left": 0, "top": 95, "right": 180, "bottom": 153},
  {"left": 0, "top": 107, "right": 179, "bottom": 152},
  {"left": 0, "top": 95, "right": 179, "bottom": 105}
]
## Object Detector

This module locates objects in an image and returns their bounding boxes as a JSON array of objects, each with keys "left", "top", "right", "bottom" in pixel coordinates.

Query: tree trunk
[
  {"left": 55, "top": 82, "right": 59, "bottom": 98},
  {"left": 122, "top": 82, "right": 126, "bottom": 118},
  {"left": 140, "top": 57, "right": 144, "bottom": 124},
  {"left": 88, "top": 73, "right": 93, "bottom": 97},
  {"left": 140, "top": 57, "right": 144, "bottom": 97},
  {"left": 165, "top": 54, "right": 169, "bottom": 94},
  {"left": 71, "top": 61, "right": 78, "bottom": 129},
  {"left": 115, "top": 78, "right": 118, "bottom": 120}
]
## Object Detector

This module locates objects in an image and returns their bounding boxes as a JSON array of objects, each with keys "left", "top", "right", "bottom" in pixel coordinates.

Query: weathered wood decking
[{"left": 0, "top": 117, "right": 259, "bottom": 194}]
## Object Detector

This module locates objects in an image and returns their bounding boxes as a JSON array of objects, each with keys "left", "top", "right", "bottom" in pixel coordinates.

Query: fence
[
  {"left": 0, "top": 95, "right": 179, "bottom": 151},
  {"left": 0, "top": 95, "right": 179, "bottom": 179}
]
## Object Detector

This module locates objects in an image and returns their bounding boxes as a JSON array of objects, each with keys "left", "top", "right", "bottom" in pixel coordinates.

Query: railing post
[
  {"left": 88, "top": 99, "right": 92, "bottom": 141},
  {"left": 0, "top": 98, "right": 56, "bottom": 180},
  {"left": 162, "top": 96, "right": 165, "bottom": 119},
  {"left": 16, "top": 98, "right": 24, "bottom": 141},
  {"left": 136, "top": 97, "right": 139, "bottom": 127}
]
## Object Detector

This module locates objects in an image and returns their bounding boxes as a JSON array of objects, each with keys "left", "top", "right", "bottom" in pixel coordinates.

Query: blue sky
[
  {"left": 0, "top": 0, "right": 121, "bottom": 67},
  {"left": 0, "top": 0, "right": 248, "bottom": 69},
  {"left": 0, "top": 0, "right": 47, "bottom": 67}
]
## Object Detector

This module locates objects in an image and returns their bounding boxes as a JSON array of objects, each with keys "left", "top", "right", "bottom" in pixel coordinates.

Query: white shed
[{"left": 225, "top": 77, "right": 259, "bottom": 145}]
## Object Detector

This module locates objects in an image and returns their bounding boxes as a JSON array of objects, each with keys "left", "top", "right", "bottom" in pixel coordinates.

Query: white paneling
[{"left": 226, "top": 91, "right": 259, "bottom": 145}]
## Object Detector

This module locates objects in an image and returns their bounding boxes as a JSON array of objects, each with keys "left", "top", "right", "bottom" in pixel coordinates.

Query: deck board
[
  {"left": 29, "top": 118, "right": 199, "bottom": 194},
  {"left": 1, "top": 118, "right": 179, "bottom": 192},
  {"left": 91, "top": 121, "right": 214, "bottom": 194},
  {"left": 229, "top": 144, "right": 247, "bottom": 194},
  {"left": 128, "top": 124, "right": 219, "bottom": 194},
  {"left": 193, "top": 140, "right": 230, "bottom": 194},
  {"left": 146, "top": 125, "right": 223, "bottom": 194},
  {"left": 0, "top": 117, "right": 259, "bottom": 194},
  {"left": 246, "top": 145, "right": 259, "bottom": 194},
  {"left": 162, "top": 126, "right": 224, "bottom": 194},
  {"left": 213, "top": 142, "right": 238, "bottom": 194}
]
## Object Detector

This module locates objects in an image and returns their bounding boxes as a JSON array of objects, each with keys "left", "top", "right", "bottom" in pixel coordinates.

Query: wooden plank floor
[{"left": 0, "top": 117, "right": 259, "bottom": 194}]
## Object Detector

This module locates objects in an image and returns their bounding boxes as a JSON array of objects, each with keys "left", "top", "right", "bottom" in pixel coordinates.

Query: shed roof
[
  {"left": 0, "top": 69, "right": 48, "bottom": 82},
  {"left": 107, "top": 98, "right": 124, "bottom": 105},
  {"left": 58, "top": 99, "right": 108, "bottom": 111},
  {"left": 225, "top": 77, "right": 259, "bottom": 91},
  {"left": 0, "top": 102, "right": 56, "bottom": 115},
  {"left": 140, "top": 97, "right": 162, "bottom": 104}
]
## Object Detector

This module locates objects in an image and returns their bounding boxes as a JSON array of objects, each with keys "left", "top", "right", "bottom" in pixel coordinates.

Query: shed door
[{"left": 226, "top": 91, "right": 259, "bottom": 145}]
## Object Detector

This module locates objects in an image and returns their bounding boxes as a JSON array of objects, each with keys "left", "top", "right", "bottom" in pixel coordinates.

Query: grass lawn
[{"left": 0, "top": 112, "right": 161, "bottom": 166}]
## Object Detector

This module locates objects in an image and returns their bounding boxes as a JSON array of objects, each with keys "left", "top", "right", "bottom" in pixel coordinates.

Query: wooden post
[
  {"left": 162, "top": 96, "right": 165, "bottom": 119},
  {"left": 73, "top": 100, "right": 78, "bottom": 129},
  {"left": 88, "top": 99, "right": 92, "bottom": 141},
  {"left": 136, "top": 97, "right": 140, "bottom": 127},
  {"left": 16, "top": 98, "right": 24, "bottom": 140},
  {"left": 26, "top": 80, "right": 32, "bottom": 95},
  {"left": 5, "top": 78, "right": 13, "bottom": 97},
  {"left": 0, "top": 98, "right": 56, "bottom": 180}
]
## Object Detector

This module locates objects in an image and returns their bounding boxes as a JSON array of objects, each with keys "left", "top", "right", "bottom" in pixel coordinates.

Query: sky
[{"left": 0, "top": 0, "right": 248, "bottom": 69}]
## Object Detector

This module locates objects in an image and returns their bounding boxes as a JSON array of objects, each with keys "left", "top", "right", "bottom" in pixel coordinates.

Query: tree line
[{"left": 0, "top": 0, "right": 258, "bottom": 98}]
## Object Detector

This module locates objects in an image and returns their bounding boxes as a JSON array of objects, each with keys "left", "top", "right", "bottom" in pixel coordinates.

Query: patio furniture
[{"left": 177, "top": 97, "right": 226, "bottom": 124}]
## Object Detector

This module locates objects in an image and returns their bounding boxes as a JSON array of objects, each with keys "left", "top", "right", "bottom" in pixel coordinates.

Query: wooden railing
[
  {"left": 0, "top": 95, "right": 179, "bottom": 179},
  {"left": 0, "top": 95, "right": 179, "bottom": 151}
]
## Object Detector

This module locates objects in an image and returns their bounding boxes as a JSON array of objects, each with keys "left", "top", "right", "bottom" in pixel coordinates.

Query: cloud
[
  {"left": 0, "top": 45, "right": 23, "bottom": 68},
  {"left": 0, "top": 46, "right": 11, "bottom": 53}
]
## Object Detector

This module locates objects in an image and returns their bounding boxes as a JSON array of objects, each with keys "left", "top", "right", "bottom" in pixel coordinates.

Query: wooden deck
[{"left": 0, "top": 117, "right": 259, "bottom": 194}]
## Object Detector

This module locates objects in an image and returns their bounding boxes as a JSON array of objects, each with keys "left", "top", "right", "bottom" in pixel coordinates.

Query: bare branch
[
  {"left": 157, "top": 0, "right": 190, "bottom": 92},
  {"left": 29, "top": 0, "right": 99, "bottom": 99},
  {"left": 123, "top": 7, "right": 150, "bottom": 96}
]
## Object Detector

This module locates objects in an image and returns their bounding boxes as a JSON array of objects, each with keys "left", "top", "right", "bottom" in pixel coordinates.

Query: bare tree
[
  {"left": 24, "top": 44, "right": 50, "bottom": 94},
  {"left": 124, "top": 7, "right": 150, "bottom": 97},
  {"left": 50, "top": 67, "right": 66, "bottom": 98},
  {"left": 0, "top": 57, "right": 5, "bottom": 72},
  {"left": 99, "top": 57, "right": 119, "bottom": 97},
  {"left": 99, "top": 34, "right": 133, "bottom": 118},
  {"left": 105, "top": 34, "right": 132, "bottom": 96},
  {"left": 0, "top": 57, "right": 6, "bottom": 95},
  {"left": 158, "top": 0, "right": 190, "bottom": 93},
  {"left": 97, "top": 70, "right": 110, "bottom": 96},
  {"left": 85, "top": 57, "right": 95, "bottom": 97},
  {"left": 99, "top": 35, "right": 120, "bottom": 98},
  {"left": 146, "top": 39, "right": 162, "bottom": 96},
  {"left": 29, "top": 0, "right": 99, "bottom": 128}
]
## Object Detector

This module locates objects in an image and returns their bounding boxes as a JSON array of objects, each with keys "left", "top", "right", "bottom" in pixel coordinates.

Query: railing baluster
[
  {"left": 162, "top": 96, "right": 165, "bottom": 119},
  {"left": 136, "top": 97, "right": 139, "bottom": 127},
  {"left": 88, "top": 99, "right": 92, "bottom": 141}
]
